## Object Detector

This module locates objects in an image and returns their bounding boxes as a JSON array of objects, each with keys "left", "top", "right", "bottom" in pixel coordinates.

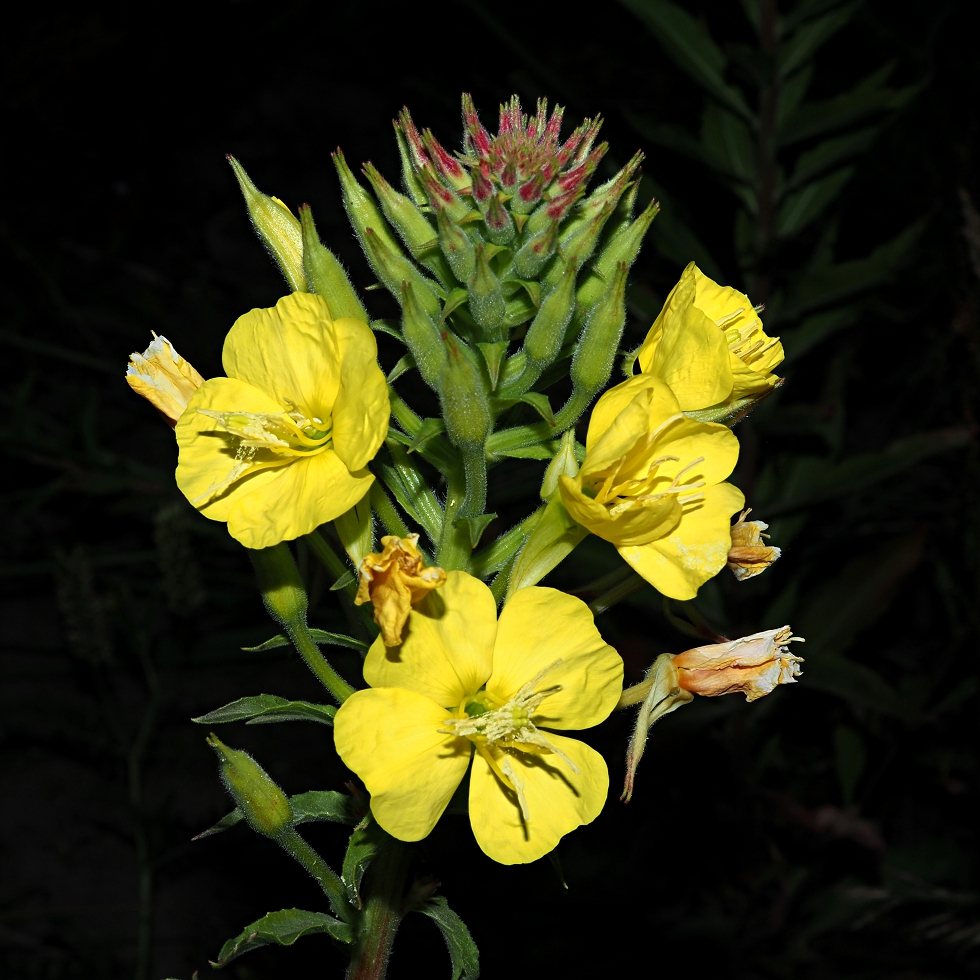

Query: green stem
[
  {"left": 278, "top": 827, "right": 353, "bottom": 924},
  {"left": 370, "top": 482, "right": 412, "bottom": 538},
  {"left": 588, "top": 570, "right": 646, "bottom": 616},
  {"left": 460, "top": 442, "right": 488, "bottom": 517},
  {"left": 346, "top": 837, "right": 412, "bottom": 980},
  {"left": 436, "top": 466, "right": 469, "bottom": 571},
  {"left": 287, "top": 620, "right": 356, "bottom": 703},
  {"left": 305, "top": 529, "right": 358, "bottom": 599},
  {"left": 470, "top": 506, "right": 544, "bottom": 579}
]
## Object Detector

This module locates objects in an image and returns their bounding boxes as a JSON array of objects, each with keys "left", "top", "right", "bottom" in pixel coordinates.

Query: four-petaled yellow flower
[
  {"left": 175, "top": 293, "right": 388, "bottom": 550},
  {"left": 126, "top": 334, "right": 204, "bottom": 426},
  {"left": 355, "top": 534, "right": 447, "bottom": 646},
  {"left": 636, "top": 262, "right": 784, "bottom": 414},
  {"left": 559, "top": 373, "right": 744, "bottom": 600},
  {"left": 334, "top": 571, "right": 623, "bottom": 865}
]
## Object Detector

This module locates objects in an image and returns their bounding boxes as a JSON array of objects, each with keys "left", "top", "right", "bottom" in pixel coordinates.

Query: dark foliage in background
[{"left": 1, "top": 0, "right": 978, "bottom": 977}]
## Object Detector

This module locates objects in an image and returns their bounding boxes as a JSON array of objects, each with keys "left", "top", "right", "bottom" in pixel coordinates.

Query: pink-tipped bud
[
  {"left": 397, "top": 108, "right": 430, "bottom": 172},
  {"left": 422, "top": 129, "right": 467, "bottom": 189},
  {"left": 462, "top": 93, "right": 492, "bottom": 159},
  {"left": 471, "top": 162, "right": 494, "bottom": 205}
]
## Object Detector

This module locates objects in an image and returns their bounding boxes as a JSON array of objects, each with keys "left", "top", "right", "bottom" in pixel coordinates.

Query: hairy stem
[{"left": 278, "top": 827, "right": 353, "bottom": 924}]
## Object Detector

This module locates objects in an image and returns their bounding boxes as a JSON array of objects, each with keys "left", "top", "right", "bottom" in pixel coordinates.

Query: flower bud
[
  {"left": 484, "top": 193, "right": 516, "bottom": 245},
  {"left": 467, "top": 242, "right": 506, "bottom": 334},
  {"left": 355, "top": 534, "right": 447, "bottom": 646},
  {"left": 524, "top": 257, "right": 576, "bottom": 370},
  {"left": 673, "top": 626, "right": 804, "bottom": 702},
  {"left": 126, "top": 334, "right": 203, "bottom": 426},
  {"left": 332, "top": 149, "right": 405, "bottom": 264},
  {"left": 298, "top": 206, "right": 368, "bottom": 322},
  {"left": 393, "top": 120, "right": 428, "bottom": 207},
  {"left": 207, "top": 735, "right": 293, "bottom": 839},
  {"left": 436, "top": 205, "right": 475, "bottom": 282},
  {"left": 400, "top": 280, "right": 446, "bottom": 389},
  {"left": 513, "top": 219, "right": 559, "bottom": 280},
  {"left": 421, "top": 129, "right": 470, "bottom": 192},
  {"left": 363, "top": 228, "right": 441, "bottom": 319},
  {"left": 727, "top": 510, "right": 781, "bottom": 581},
  {"left": 227, "top": 156, "right": 306, "bottom": 293},
  {"left": 438, "top": 333, "right": 492, "bottom": 449},
  {"left": 569, "top": 261, "right": 628, "bottom": 396}
]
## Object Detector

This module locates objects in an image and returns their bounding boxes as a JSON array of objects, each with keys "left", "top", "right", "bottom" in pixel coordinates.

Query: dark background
[{"left": 2, "top": 1, "right": 979, "bottom": 977}]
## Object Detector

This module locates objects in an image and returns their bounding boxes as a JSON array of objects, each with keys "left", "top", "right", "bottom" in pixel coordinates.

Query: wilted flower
[
  {"left": 334, "top": 572, "right": 623, "bottom": 865},
  {"left": 126, "top": 334, "right": 204, "bottom": 426},
  {"left": 175, "top": 293, "right": 388, "bottom": 550},
  {"left": 559, "top": 373, "right": 744, "bottom": 599},
  {"left": 636, "top": 262, "right": 783, "bottom": 415},
  {"left": 727, "top": 509, "right": 781, "bottom": 581},
  {"left": 355, "top": 534, "right": 447, "bottom": 646}
]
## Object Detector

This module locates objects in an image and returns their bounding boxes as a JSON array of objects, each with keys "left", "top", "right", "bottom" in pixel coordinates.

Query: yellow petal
[
  {"left": 489, "top": 587, "right": 623, "bottom": 730},
  {"left": 468, "top": 736, "right": 608, "bottom": 865},
  {"left": 619, "top": 482, "right": 745, "bottom": 599},
  {"left": 559, "top": 474, "right": 681, "bottom": 548},
  {"left": 584, "top": 374, "right": 666, "bottom": 450},
  {"left": 333, "top": 689, "right": 471, "bottom": 842},
  {"left": 126, "top": 334, "right": 204, "bottom": 424},
  {"left": 175, "top": 377, "right": 289, "bottom": 522},
  {"left": 225, "top": 450, "right": 374, "bottom": 550},
  {"left": 222, "top": 293, "right": 341, "bottom": 421},
  {"left": 363, "top": 571, "right": 497, "bottom": 708},
  {"left": 330, "top": 317, "right": 390, "bottom": 471},
  {"left": 728, "top": 352, "right": 781, "bottom": 401}
]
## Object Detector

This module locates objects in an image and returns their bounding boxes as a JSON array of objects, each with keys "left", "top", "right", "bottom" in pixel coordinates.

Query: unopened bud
[
  {"left": 543, "top": 201, "right": 615, "bottom": 289},
  {"left": 299, "top": 206, "right": 368, "bottom": 322},
  {"left": 727, "top": 510, "right": 781, "bottom": 581},
  {"left": 439, "top": 333, "right": 491, "bottom": 448},
  {"left": 401, "top": 281, "right": 446, "bottom": 389},
  {"left": 332, "top": 150, "right": 404, "bottom": 264},
  {"left": 569, "top": 261, "right": 628, "bottom": 396},
  {"left": 513, "top": 220, "right": 559, "bottom": 280},
  {"left": 467, "top": 243, "right": 505, "bottom": 334},
  {"left": 540, "top": 429, "right": 580, "bottom": 500},
  {"left": 228, "top": 157, "right": 306, "bottom": 293},
  {"left": 208, "top": 735, "right": 294, "bottom": 839},
  {"left": 422, "top": 129, "right": 470, "bottom": 192},
  {"left": 484, "top": 194, "right": 516, "bottom": 245},
  {"left": 436, "top": 206, "right": 475, "bottom": 282},
  {"left": 393, "top": 120, "right": 428, "bottom": 207},
  {"left": 126, "top": 334, "right": 204, "bottom": 426},
  {"left": 523, "top": 258, "right": 577, "bottom": 370},
  {"left": 363, "top": 228, "right": 441, "bottom": 319}
]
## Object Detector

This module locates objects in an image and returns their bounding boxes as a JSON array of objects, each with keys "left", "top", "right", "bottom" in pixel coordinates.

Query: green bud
[
  {"left": 249, "top": 543, "right": 308, "bottom": 627},
  {"left": 362, "top": 162, "right": 453, "bottom": 286},
  {"left": 207, "top": 735, "right": 294, "bottom": 839},
  {"left": 393, "top": 121, "right": 428, "bottom": 207},
  {"left": 363, "top": 228, "right": 441, "bottom": 319},
  {"left": 543, "top": 202, "right": 615, "bottom": 290},
  {"left": 332, "top": 149, "right": 404, "bottom": 262},
  {"left": 484, "top": 194, "right": 516, "bottom": 245},
  {"left": 570, "top": 261, "right": 629, "bottom": 397},
  {"left": 437, "top": 207, "right": 475, "bottom": 282},
  {"left": 401, "top": 281, "right": 446, "bottom": 389},
  {"left": 299, "top": 206, "right": 368, "bottom": 322},
  {"left": 228, "top": 156, "right": 307, "bottom": 293},
  {"left": 540, "top": 428, "right": 580, "bottom": 500},
  {"left": 467, "top": 243, "right": 505, "bottom": 335},
  {"left": 513, "top": 220, "right": 559, "bottom": 280},
  {"left": 559, "top": 151, "right": 643, "bottom": 244},
  {"left": 439, "top": 333, "right": 491, "bottom": 448},
  {"left": 576, "top": 197, "right": 659, "bottom": 312},
  {"left": 523, "top": 257, "right": 577, "bottom": 369}
]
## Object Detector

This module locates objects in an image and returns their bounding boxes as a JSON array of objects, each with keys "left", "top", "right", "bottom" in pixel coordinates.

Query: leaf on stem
[
  {"left": 414, "top": 896, "right": 481, "bottom": 980},
  {"left": 191, "top": 694, "right": 337, "bottom": 726},
  {"left": 211, "top": 908, "right": 352, "bottom": 967},
  {"left": 342, "top": 815, "right": 386, "bottom": 907},
  {"left": 241, "top": 629, "right": 368, "bottom": 653}
]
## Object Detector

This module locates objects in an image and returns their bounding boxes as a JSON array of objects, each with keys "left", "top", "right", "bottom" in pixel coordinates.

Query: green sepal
[
  {"left": 193, "top": 694, "right": 337, "bottom": 727},
  {"left": 394, "top": 121, "right": 428, "bottom": 206},
  {"left": 477, "top": 341, "right": 508, "bottom": 389},
  {"left": 240, "top": 629, "right": 368, "bottom": 654},
  {"left": 407, "top": 417, "right": 447, "bottom": 453},
  {"left": 518, "top": 392, "right": 556, "bottom": 426},
  {"left": 401, "top": 280, "right": 446, "bottom": 389},
  {"left": 439, "top": 287, "right": 470, "bottom": 324},
  {"left": 436, "top": 206, "right": 476, "bottom": 281},
  {"left": 299, "top": 205, "right": 368, "bottom": 321},
  {"left": 456, "top": 513, "right": 498, "bottom": 549},
  {"left": 363, "top": 229, "right": 442, "bottom": 318},
  {"left": 371, "top": 318, "right": 404, "bottom": 340},
  {"left": 211, "top": 908, "right": 353, "bottom": 967},
  {"left": 513, "top": 220, "right": 559, "bottom": 280}
]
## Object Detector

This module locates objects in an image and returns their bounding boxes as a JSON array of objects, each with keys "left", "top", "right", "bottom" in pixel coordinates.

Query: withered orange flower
[{"left": 727, "top": 509, "right": 781, "bottom": 581}]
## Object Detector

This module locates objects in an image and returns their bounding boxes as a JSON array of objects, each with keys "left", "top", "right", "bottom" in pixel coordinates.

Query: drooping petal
[
  {"left": 225, "top": 449, "right": 373, "bottom": 550},
  {"left": 618, "top": 482, "right": 745, "bottom": 599},
  {"left": 488, "top": 587, "right": 623, "bottom": 730},
  {"left": 468, "top": 736, "right": 608, "bottom": 865},
  {"left": 222, "top": 293, "right": 341, "bottom": 422},
  {"left": 363, "top": 571, "right": 497, "bottom": 708},
  {"left": 584, "top": 374, "right": 665, "bottom": 450},
  {"left": 334, "top": 688, "right": 471, "bottom": 842},
  {"left": 728, "top": 352, "right": 781, "bottom": 401},
  {"left": 175, "top": 377, "right": 290, "bottom": 522},
  {"left": 330, "top": 317, "right": 389, "bottom": 471}
]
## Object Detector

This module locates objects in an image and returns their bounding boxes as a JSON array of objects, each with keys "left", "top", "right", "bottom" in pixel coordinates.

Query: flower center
[
  {"left": 716, "top": 306, "right": 778, "bottom": 368},
  {"left": 439, "top": 661, "right": 579, "bottom": 822}
]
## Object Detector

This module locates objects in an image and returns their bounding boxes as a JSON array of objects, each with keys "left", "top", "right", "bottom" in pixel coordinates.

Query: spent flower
[
  {"left": 126, "top": 334, "right": 204, "bottom": 426},
  {"left": 727, "top": 509, "right": 781, "bottom": 581}
]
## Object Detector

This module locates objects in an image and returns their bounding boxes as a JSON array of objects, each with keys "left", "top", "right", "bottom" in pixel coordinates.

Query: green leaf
[
  {"left": 619, "top": 0, "right": 754, "bottom": 122},
  {"left": 776, "top": 166, "right": 854, "bottom": 238},
  {"left": 701, "top": 101, "right": 757, "bottom": 186},
  {"left": 377, "top": 441, "right": 445, "bottom": 542},
  {"left": 191, "top": 694, "right": 337, "bottom": 727},
  {"left": 193, "top": 808, "right": 243, "bottom": 840},
  {"left": 506, "top": 496, "right": 587, "bottom": 596},
  {"left": 290, "top": 790, "right": 362, "bottom": 826},
  {"left": 211, "top": 908, "right": 352, "bottom": 967},
  {"left": 439, "top": 288, "right": 470, "bottom": 325},
  {"left": 518, "top": 392, "right": 556, "bottom": 426},
  {"left": 784, "top": 128, "right": 878, "bottom": 191},
  {"left": 776, "top": 63, "right": 814, "bottom": 128},
  {"left": 370, "top": 319, "right": 403, "bottom": 340},
  {"left": 387, "top": 353, "right": 415, "bottom": 383},
  {"left": 240, "top": 629, "right": 368, "bottom": 653},
  {"left": 330, "top": 570, "right": 356, "bottom": 591},
  {"left": 416, "top": 896, "right": 481, "bottom": 980},
  {"left": 456, "top": 513, "right": 498, "bottom": 549},
  {"left": 505, "top": 278, "right": 542, "bottom": 309},
  {"left": 408, "top": 417, "right": 447, "bottom": 454},
  {"left": 342, "top": 817, "right": 386, "bottom": 906},
  {"left": 778, "top": 1, "right": 860, "bottom": 77}
]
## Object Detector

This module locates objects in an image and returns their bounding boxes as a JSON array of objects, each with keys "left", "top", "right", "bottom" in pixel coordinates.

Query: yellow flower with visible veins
[
  {"left": 559, "top": 373, "right": 744, "bottom": 600},
  {"left": 334, "top": 571, "right": 623, "bottom": 865},
  {"left": 126, "top": 334, "right": 204, "bottom": 426},
  {"left": 636, "top": 262, "right": 783, "bottom": 414},
  {"left": 175, "top": 293, "right": 388, "bottom": 550},
  {"left": 355, "top": 534, "right": 447, "bottom": 646}
]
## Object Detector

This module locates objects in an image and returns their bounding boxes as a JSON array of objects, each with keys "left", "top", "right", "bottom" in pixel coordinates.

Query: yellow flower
[
  {"left": 355, "top": 534, "right": 447, "bottom": 646},
  {"left": 126, "top": 334, "right": 204, "bottom": 426},
  {"left": 175, "top": 293, "right": 388, "bottom": 550},
  {"left": 673, "top": 626, "right": 804, "bottom": 701},
  {"left": 559, "top": 373, "right": 744, "bottom": 600},
  {"left": 726, "top": 509, "right": 781, "bottom": 581},
  {"left": 334, "top": 571, "right": 623, "bottom": 865},
  {"left": 636, "top": 262, "right": 783, "bottom": 413}
]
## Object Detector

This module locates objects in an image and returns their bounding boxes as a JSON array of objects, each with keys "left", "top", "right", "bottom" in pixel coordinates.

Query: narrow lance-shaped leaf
[
  {"left": 415, "top": 896, "right": 481, "bottom": 980},
  {"left": 211, "top": 908, "right": 353, "bottom": 968}
]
